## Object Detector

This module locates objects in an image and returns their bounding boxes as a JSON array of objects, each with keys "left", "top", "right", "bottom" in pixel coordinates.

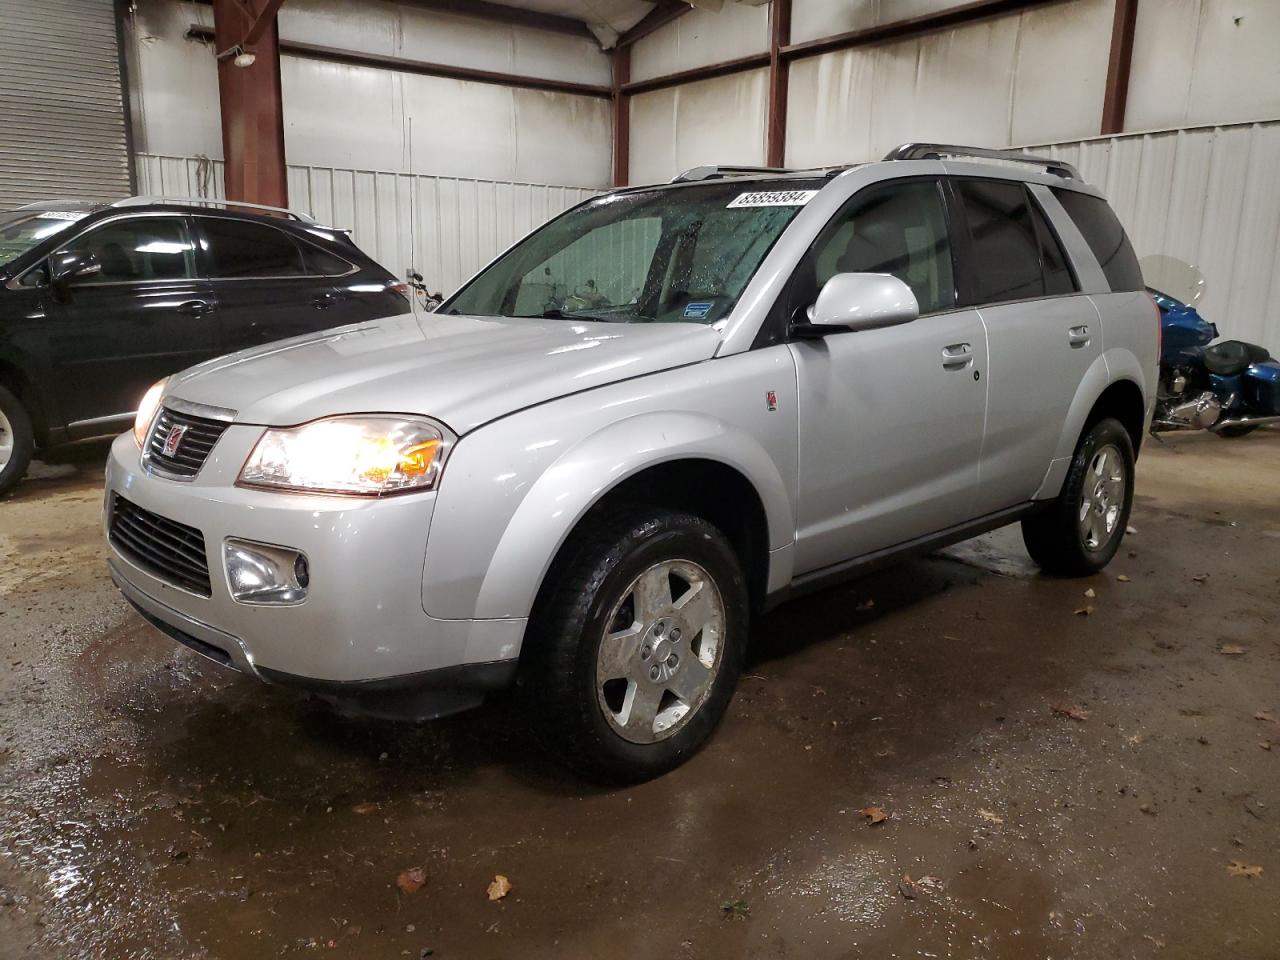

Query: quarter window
[
  {"left": 200, "top": 218, "right": 306, "bottom": 278},
  {"left": 956, "top": 180, "right": 1045, "bottom": 304},
  {"left": 1030, "top": 197, "right": 1077, "bottom": 296},
  {"left": 62, "top": 218, "right": 195, "bottom": 283},
  {"left": 300, "top": 242, "right": 354, "bottom": 277},
  {"left": 803, "top": 180, "right": 956, "bottom": 315},
  {"left": 1051, "top": 188, "right": 1144, "bottom": 292}
]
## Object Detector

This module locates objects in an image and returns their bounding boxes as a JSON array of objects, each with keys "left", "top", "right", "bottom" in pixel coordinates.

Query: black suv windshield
[
  {"left": 0, "top": 209, "right": 92, "bottom": 268},
  {"left": 442, "top": 179, "right": 825, "bottom": 326}
]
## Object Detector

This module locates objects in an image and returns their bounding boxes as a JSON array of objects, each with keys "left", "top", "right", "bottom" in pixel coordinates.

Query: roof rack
[
  {"left": 883, "top": 143, "right": 1079, "bottom": 180},
  {"left": 671, "top": 165, "right": 797, "bottom": 183},
  {"left": 110, "top": 196, "right": 318, "bottom": 223}
]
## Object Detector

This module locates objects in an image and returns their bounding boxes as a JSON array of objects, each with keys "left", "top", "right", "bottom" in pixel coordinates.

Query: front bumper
[{"left": 105, "top": 429, "right": 524, "bottom": 710}]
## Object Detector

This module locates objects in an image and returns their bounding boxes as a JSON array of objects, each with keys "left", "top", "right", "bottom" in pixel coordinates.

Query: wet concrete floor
[{"left": 1, "top": 431, "right": 1278, "bottom": 959}]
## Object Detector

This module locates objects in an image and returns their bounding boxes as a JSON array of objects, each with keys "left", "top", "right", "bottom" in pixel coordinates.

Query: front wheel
[
  {"left": 1021, "top": 417, "right": 1135, "bottom": 576},
  {"left": 522, "top": 507, "right": 749, "bottom": 783},
  {"left": 0, "top": 385, "right": 35, "bottom": 498}
]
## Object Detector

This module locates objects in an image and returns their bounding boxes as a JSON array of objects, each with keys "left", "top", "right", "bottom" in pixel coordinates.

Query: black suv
[{"left": 0, "top": 198, "right": 411, "bottom": 494}]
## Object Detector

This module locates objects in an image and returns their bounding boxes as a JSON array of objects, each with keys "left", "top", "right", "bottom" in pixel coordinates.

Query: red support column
[
  {"left": 212, "top": 0, "right": 288, "bottom": 207},
  {"left": 1101, "top": 0, "right": 1138, "bottom": 135},
  {"left": 766, "top": 0, "right": 791, "bottom": 168},
  {"left": 612, "top": 44, "right": 631, "bottom": 188}
]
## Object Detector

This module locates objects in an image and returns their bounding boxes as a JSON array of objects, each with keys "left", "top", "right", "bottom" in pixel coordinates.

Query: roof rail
[
  {"left": 110, "top": 196, "right": 318, "bottom": 223},
  {"left": 671, "top": 165, "right": 796, "bottom": 183},
  {"left": 883, "top": 143, "right": 1079, "bottom": 180}
]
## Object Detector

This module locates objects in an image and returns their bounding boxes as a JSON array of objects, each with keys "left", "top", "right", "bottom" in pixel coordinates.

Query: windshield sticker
[
  {"left": 683, "top": 301, "right": 713, "bottom": 320},
  {"left": 36, "top": 210, "right": 89, "bottom": 221},
  {"left": 727, "top": 190, "right": 819, "bottom": 209}
]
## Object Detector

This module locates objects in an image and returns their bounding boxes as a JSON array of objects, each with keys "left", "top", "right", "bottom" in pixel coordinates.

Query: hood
[{"left": 166, "top": 313, "right": 723, "bottom": 434}]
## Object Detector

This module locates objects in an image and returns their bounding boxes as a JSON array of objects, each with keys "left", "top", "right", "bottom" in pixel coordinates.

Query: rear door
[
  {"left": 950, "top": 178, "right": 1101, "bottom": 514},
  {"left": 790, "top": 178, "right": 990, "bottom": 573},
  {"left": 40, "top": 214, "right": 217, "bottom": 430},
  {"left": 193, "top": 215, "right": 340, "bottom": 349}
]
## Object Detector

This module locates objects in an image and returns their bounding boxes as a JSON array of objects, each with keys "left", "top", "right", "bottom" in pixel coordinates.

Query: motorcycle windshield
[{"left": 1141, "top": 255, "right": 1206, "bottom": 306}]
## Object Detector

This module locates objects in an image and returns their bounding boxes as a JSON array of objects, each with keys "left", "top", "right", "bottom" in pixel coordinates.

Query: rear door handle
[
  {"left": 942, "top": 342, "right": 973, "bottom": 368},
  {"left": 176, "top": 299, "right": 211, "bottom": 316},
  {"left": 1069, "top": 325, "right": 1091, "bottom": 347},
  {"left": 314, "top": 292, "right": 346, "bottom": 309}
]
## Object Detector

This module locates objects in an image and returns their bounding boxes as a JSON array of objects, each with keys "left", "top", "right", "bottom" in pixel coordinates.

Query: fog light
[{"left": 224, "top": 538, "right": 309, "bottom": 605}]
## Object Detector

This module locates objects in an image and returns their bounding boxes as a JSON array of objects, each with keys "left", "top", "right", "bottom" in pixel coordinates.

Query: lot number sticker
[{"left": 727, "top": 190, "right": 819, "bottom": 209}]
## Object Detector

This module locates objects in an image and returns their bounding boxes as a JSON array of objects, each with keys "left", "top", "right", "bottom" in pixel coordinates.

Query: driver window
[
  {"left": 62, "top": 218, "right": 195, "bottom": 284},
  {"left": 807, "top": 180, "right": 955, "bottom": 315},
  {"left": 513, "top": 217, "right": 661, "bottom": 316}
]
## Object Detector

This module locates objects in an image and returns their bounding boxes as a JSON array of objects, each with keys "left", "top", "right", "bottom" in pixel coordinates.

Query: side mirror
[
  {"left": 796, "top": 273, "right": 919, "bottom": 337},
  {"left": 49, "top": 251, "right": 101, "bottom": 300}
]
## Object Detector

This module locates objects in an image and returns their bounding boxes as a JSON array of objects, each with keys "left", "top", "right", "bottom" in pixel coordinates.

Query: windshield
[
  {"left": 0, "top": 210, "right": 90, "bottom": 268},
  {"left": 442, "top": 179, "right": 826, "bottom": 325}
]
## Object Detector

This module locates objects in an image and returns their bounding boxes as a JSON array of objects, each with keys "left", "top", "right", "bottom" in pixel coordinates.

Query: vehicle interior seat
[
  {"left": 95, "top": 241, "right": 136, "bottom": 282},
  {"left": 1203, "top": 339, "right": 1272, "bottom": 376}
]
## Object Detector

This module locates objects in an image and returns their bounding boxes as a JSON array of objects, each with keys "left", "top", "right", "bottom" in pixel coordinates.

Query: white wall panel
[
  {"left": 629, "top": 69, "right": 769, "bottom": 185},
  {"left": 631, "top": 3, "right": 770, "bottom": 83},
  {"left": 130, "top": 0, "right": 221, "bottom": 158},
  {"left": 137, "top": 152, "right": 600, "bottom": 298},
  {"left": 1127, "top": 0, "right": 1280, "bottom": 132},
  {"left": 791, "top": 0, "right": 973, "bottom": 45},
  {"left": 1007, "top": 0, "right": 1111, "bottom": 145},
  {"left": 1027, "top": 121, "right": 1280, "bottom": 349}
]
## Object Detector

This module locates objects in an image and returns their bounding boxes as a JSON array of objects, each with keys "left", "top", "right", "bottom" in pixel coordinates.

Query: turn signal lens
[
  {"left": 238, "top": 416, "right": 452, "bottom": 496},
  {"left": 133, "top": 378, "right": 168, "bottom": 447}
]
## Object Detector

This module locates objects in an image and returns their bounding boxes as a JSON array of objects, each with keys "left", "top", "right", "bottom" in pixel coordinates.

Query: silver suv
[{"left": 104, "top": 144, "right": 1157, "bottom": 781}]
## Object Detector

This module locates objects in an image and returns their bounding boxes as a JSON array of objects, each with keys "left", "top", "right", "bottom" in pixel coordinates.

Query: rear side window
[
  {"left": 1051, "top": 189, "right": 1144, "bottom": 292},
  {"left": 956, "top": 180, "right": 1044, "bottom": 303},
  {"left": 200, "top": 218, "right": 306, "bottom": 279},
  {"left": 300, "top": 242, "right": 354, "bottom": 277},
  {"left": 1029, "top": 198, "right": 1077, "bottom": 296}
]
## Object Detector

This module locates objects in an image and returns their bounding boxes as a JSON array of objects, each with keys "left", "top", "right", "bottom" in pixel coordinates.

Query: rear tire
[
  {"left": 0, "top": 385, "right": 34, "bottom": 498},
  {"left": 522, "top": 506, "right": 749, "bottom": 784},
  {"left": 1214, "top": 424, "right": 1258, "bottom": 438},
  {"left": 1021, "top": 417, "right": 1134, "bottom": 577}
]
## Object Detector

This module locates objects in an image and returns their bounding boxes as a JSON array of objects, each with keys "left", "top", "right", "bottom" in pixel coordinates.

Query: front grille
[
  {"left": 146, "top": 407, "right": 230, "bottom": 478},
  {"left": 109, "top": 495, "right": 212, "bottom": 597}
]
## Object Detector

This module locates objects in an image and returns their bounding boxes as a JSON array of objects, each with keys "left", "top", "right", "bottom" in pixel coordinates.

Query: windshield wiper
[{"left": 532, "top": 308, "right": 618, "bottom": 323}]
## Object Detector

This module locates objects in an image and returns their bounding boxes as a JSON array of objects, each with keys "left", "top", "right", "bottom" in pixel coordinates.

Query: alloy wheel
[{"left": 1077, "top": 443, "right": 1126, "bottom": 552}]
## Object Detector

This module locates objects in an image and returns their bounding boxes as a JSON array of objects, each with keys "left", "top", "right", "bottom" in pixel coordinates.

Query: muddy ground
[{"left": 1, "top": 431, "right": 1278, "bottom": 959}]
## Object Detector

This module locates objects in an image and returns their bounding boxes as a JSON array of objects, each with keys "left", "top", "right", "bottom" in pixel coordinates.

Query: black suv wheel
[{"left": 0, "top": 384, "right": 34, "bottom": 497}]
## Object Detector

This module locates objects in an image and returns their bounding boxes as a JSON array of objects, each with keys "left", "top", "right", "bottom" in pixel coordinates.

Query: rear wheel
[
  {"left": 1021, "top": 417, "right": 1134, "bottom": 576},
  {"left": 0, "top": 385, "right": 34, "bottom": 497},
  {"left": 1214, "top": 424, "right": 1258, "bottom": 438},
  {"left": 523, "top": 507, "right": 748, "bottom": 783}
]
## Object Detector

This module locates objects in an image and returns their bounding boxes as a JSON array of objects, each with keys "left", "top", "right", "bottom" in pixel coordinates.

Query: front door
[
  {"left": 41, "top": 215, "right": 218, "bottom": 429},
  {"left": 790, "top": 179, "right": 989, "bottom": 574}
]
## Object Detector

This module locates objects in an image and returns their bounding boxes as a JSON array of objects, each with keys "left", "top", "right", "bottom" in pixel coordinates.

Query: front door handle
[
  {"left": 1069, "top": 325, "right": 1091, "bottom": 347},
  {"left": 176, "top": 299, "right": 211, "bottom": 316},
  {"left": 942, "top": 342, "right": 973, "bottom": 368}
]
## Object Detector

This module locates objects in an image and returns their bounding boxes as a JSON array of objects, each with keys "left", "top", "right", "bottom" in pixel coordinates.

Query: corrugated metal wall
[
  {"left": 135, "top": 153, "right": 599, "bottom": 295},
  {"left": 0, "top": 0, "right": 132, "bottom": 207},
  {"left": 1027, "top": 120, "right": 1280, "bottom": 349}
]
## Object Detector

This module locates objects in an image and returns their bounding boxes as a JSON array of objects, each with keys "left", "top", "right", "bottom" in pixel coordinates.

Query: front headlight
[
  {"left": 238, "top": 416, "right": 453, "bottom": 496},
  {"left": 133, "top": 378, "right": 168, "bottom": 447}
]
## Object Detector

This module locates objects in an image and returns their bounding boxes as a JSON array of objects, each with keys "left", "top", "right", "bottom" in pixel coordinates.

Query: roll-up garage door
[{"left": 0, "top": 0, "right": 132, "bottom": 208}]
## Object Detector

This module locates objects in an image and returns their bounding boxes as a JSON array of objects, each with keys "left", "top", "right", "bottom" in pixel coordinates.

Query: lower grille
[
  {"left": 146, "top": 407, "right": 230, "bottom": 478},
  {"left": 109, "top": 495, "right": 212, "bottom": 597}
]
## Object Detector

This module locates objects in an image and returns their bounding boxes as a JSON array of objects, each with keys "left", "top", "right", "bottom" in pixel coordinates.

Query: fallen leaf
[
  {"left": 1255, "top": 711, "right": 1276, "bottom": 723},
  {"left": 859, "top": 806, "right": 888, "bottom": 825},
  {"left": 1261, "top": 741, "right": 1272, "bottom": 751},
  {"left": 1117, "top": 574, "right": 1131, "bottom": 583},
  {"left": 1074, "top": 605, "right": 1095, "bottom": 616},
  {"left": 1126, "top": 525, "right": 1138, "bottom": 535},
  {"left": 1227, "top": 861, "right": 1263, "bottom": 879},
  {"left": 1192, "top": 574, "right": 1209, "bottom": 583},
  {"left": 396, "top": 867, "right": 426, "bottom": 895},
  {"left": 720, "top": 899, "right": 750, "bottom": 921},
  {"left": 1144, "top": 934, "right": 1166, "bottom": 949},
  {"left": 1053, "top": 704, "right": 1090, "bottom": 722},
  {"left": 352, "top": 802, "right": 379, "bottom": 815},
  {"left": 486, "top": 875, "right": 512, "bottom": 901},
  {"left": 898, "top": 874, "right": 944, "bottom": 899},
  {"left": 1083, "top": 587, "right": 1096, "bottom": 599},
  {"left": 1219, "top": 644, "right": 1247, "bottom": 656},
  {"left": 977, "top": 808, "right": 1004, "bottom": 825}
]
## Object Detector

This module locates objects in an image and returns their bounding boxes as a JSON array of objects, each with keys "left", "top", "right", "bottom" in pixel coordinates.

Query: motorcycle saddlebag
[{"left": 1244, "top": 360, "right": 1280, "bottom": 413}]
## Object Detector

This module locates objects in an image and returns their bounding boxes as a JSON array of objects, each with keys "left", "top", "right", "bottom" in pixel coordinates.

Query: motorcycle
[{"left": 1145, "top": 256, "right": 1280, "bottom": 437}]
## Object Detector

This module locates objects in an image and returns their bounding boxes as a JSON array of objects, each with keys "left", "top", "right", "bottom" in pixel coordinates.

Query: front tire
[
  {"left": 0, "top": 385, "right": 34, "bottom": 498},
  {"left": 523, "top": 507, "right": 749, "bottom": 783},
  {"left": 1021, "top": 417, "right": 1134, "bottom": 576}
]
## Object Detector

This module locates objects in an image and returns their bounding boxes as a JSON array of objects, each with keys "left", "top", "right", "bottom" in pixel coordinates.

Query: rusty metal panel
[{"left": 1027, "top": 121, "right": 1280, "bottom": 348}]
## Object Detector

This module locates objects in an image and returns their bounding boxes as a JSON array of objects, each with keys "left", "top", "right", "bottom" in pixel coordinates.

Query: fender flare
[{"left": 472, "top": 410, "right": 795, "bottom": 623}]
